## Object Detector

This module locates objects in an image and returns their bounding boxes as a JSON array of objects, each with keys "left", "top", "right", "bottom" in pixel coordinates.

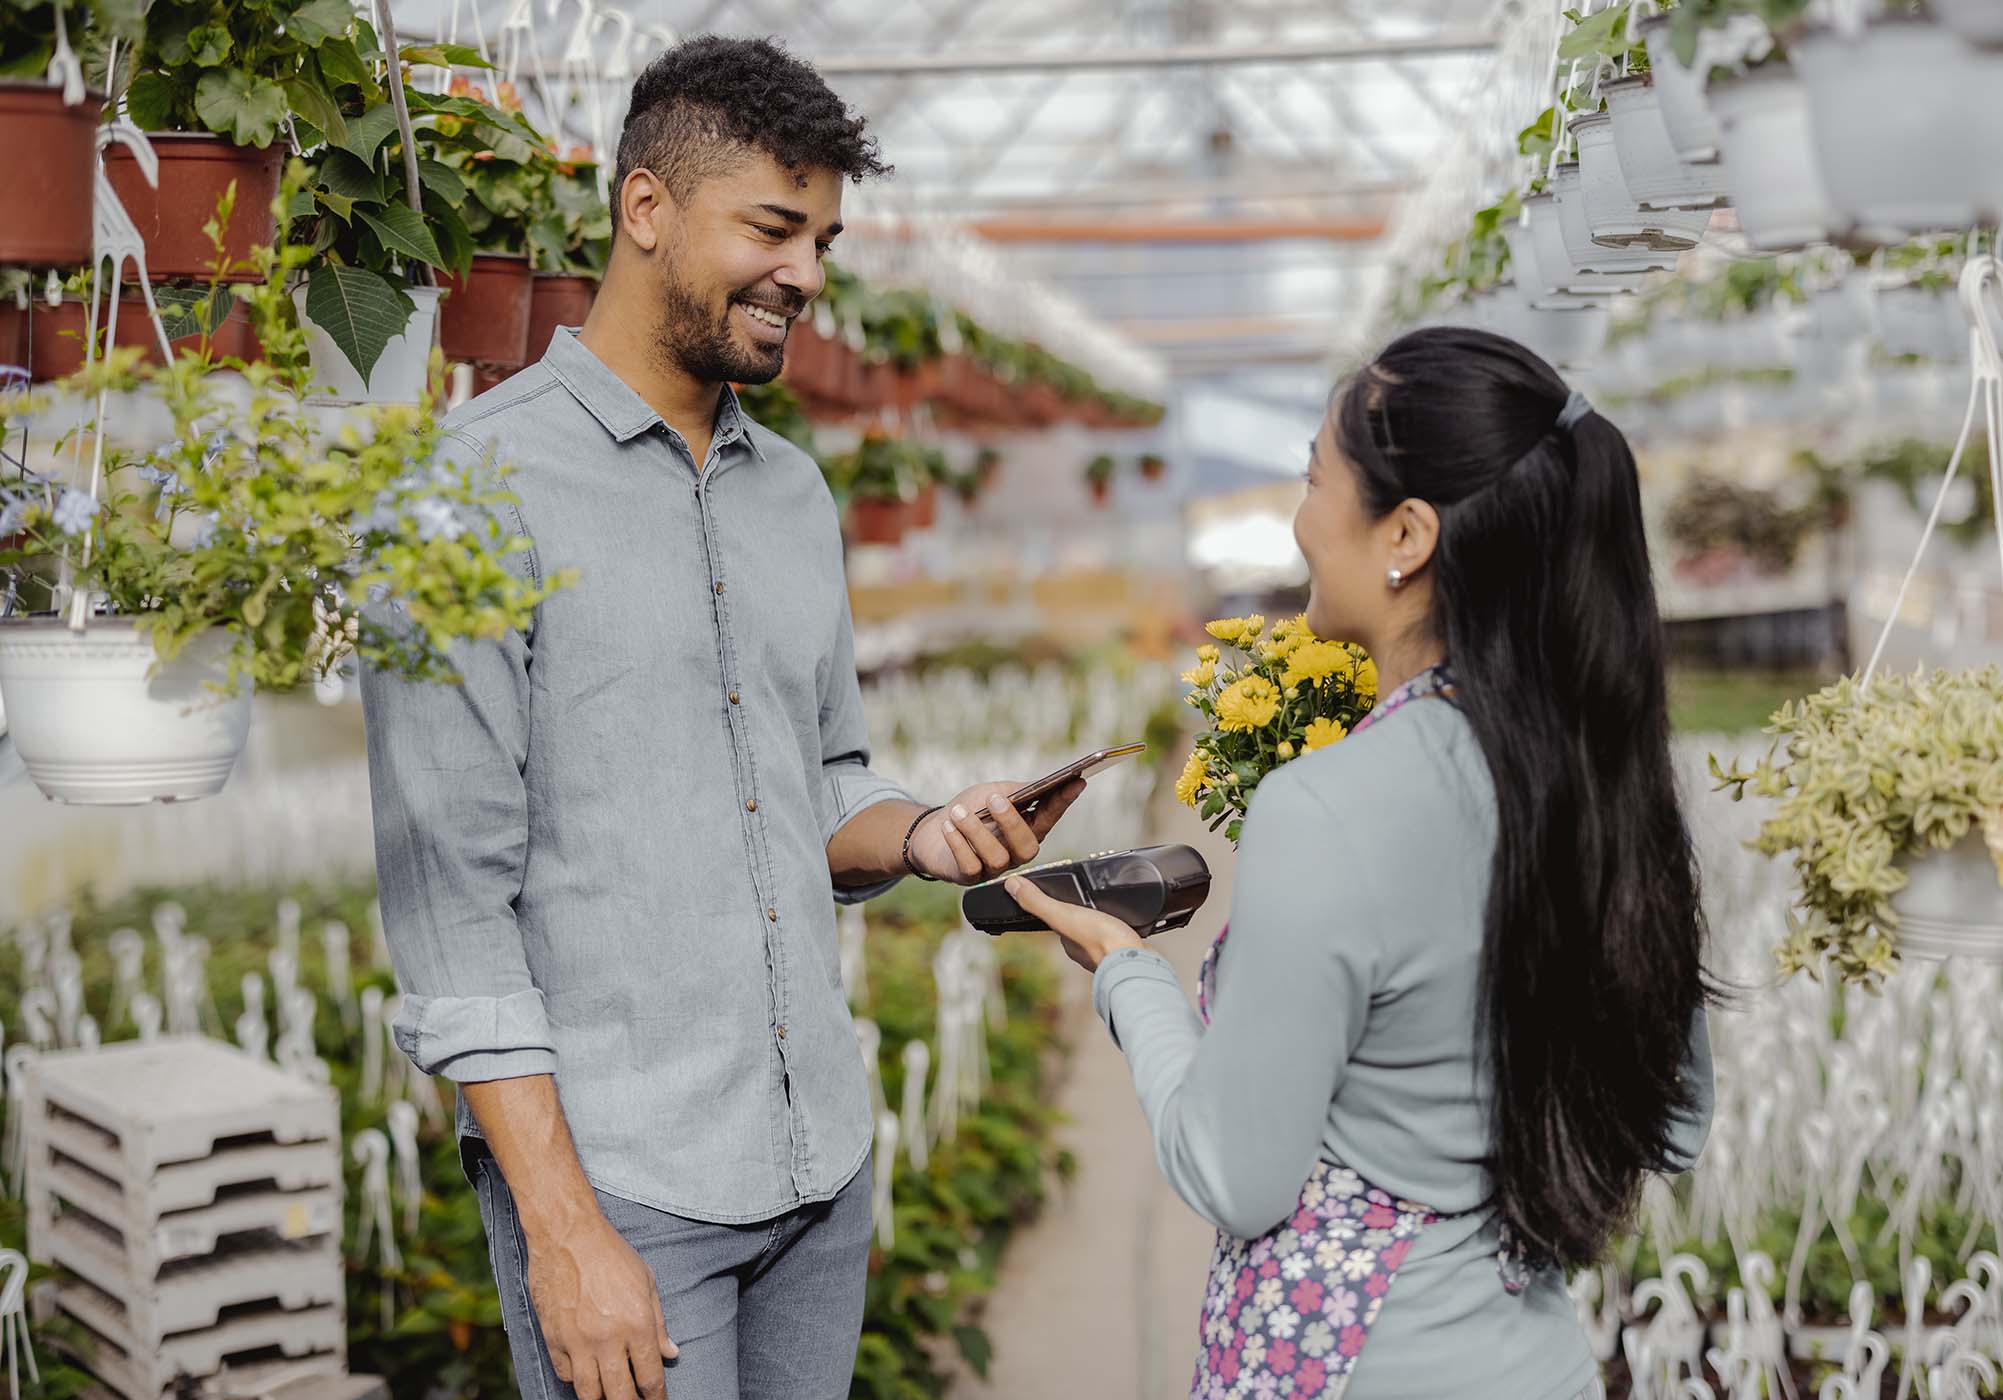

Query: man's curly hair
[{"left": 612, "top": 36, "right": 890, "bottom": 212}]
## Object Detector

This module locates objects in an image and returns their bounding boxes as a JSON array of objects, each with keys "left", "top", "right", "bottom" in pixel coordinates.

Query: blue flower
[
  {"left": 0, "top": 493, "right": 28, "bottom": 536},
  {"left": 136, "top": 464, "right": 182, "bottom": 493},
  {"left": 411, "top": 497, "right": 466, "bottom": 543},
  {"left": 189, "top": 513, "right": 220, "bottom": 549},
  {"left": 52, "top": 489, "right": 97, "bottom": 536}
]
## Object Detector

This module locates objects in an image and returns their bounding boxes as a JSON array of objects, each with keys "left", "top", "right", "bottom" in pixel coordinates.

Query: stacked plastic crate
[{"left": 21, "top": 1036, "right": 348, "bottom": 1400}]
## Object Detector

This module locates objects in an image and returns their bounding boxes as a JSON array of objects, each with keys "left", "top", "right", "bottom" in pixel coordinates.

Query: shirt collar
[{"left": 541, "top": 326, "right": 765, "bottom": 462}]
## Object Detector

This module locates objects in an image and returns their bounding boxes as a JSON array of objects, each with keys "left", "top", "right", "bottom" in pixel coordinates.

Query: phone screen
[{"left": 978, "top": 742, "right": 1145, "bottom": 822}]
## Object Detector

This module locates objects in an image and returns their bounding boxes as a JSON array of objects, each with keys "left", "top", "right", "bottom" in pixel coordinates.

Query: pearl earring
[{"left": 1386, "top": 567, "right": 1406, "bottom": 590}]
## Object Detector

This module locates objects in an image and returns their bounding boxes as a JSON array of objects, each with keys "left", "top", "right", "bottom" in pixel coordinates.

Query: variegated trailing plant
[{"left": 1711, "top": 666, "right": 2003, "bottom": 984}]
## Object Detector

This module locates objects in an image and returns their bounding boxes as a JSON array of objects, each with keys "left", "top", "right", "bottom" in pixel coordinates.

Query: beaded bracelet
[{"left": 902, "top": 804, "right": 944, "bottom": 882}]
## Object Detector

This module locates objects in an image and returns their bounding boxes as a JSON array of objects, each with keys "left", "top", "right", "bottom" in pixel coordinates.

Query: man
[{"left": 359, "top": 36, "right": 1085, "bottom": 1400}]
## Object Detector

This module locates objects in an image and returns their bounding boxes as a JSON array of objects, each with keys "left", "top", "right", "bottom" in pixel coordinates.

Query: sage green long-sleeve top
[{"left": 1092, "top": 698, "right": 1713, "bottom": 1400}]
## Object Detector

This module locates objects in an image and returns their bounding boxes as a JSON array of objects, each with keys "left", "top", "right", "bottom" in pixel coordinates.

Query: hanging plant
[
  {"left": 1083, "top": 453, "right": 1117, "bottom": 505},
  {"left": 115, "top": 0, "right": 360, "bottom": 146},
  {"left": 1712, "top": 667, "right": 2003, "bottom": 984}
]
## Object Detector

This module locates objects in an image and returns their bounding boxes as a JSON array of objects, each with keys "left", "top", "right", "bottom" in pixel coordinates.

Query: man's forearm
[
  {"left": 460, "top": 1075, "right": 602, "bottom": 1243},
  {"left": 828, "top": 798, "right": 928, "bottom": 890}
]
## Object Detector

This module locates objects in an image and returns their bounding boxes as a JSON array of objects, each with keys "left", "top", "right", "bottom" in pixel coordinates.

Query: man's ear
[{"left": 618, "top": 168, "right": 669, "bottom": 252}]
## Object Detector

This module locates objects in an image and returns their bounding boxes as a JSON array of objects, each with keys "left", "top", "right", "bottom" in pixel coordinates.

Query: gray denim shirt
[{"left": 360, "top": 327, "right": 912, "bottom": 1224}]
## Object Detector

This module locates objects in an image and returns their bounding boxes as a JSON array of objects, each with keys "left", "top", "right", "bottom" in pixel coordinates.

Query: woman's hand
[{"left": 1004, "top": 875, "right": 1147, "bottom": 972}]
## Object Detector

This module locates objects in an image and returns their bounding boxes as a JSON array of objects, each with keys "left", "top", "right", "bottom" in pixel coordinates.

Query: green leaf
[
  {"left": 336, "top": 103, "right": 405, "bottom": 163},
  {"left": 286, "top": 188, "right": 320, "bottom": 220},
  {"left": 317, "top": 36, "right": 371, "bottom": 87},
  {"left": 193, "top": 70, "right": 290, "bottom": 147},
  {"left": 315, "top": 188, "right": 357, "bottom": 222},
  {"left": 153, "top": 286, "right": 237, "bottom": 341},
  {"left": 319, "top": 148, "right": 387, "bottom": 204},
  {"left": 125, "top": 71, "right": 178, "bottom": 132},
  {"left": 281, "top": 76, "right": 347, "bottom": 149},
  {"left": 425, "top": 197, "right": 475, "bottom": 279},
  {"left": 400, "top": 43, "right": 495, "bottom": 69},
  {"left": 1558, "top": 2, "right": 1630, "bottom": 60},
  {"left": 287, "top": 0, "right": 359, "bottom": 46},
  {"left": 184, "top": 23, "right": 233, "bottom": 68},
  {"left": 302, "top": 264, "right": 416, "bottom": 384},
  {"left": 415, "top": 158, "right": 467, "bottom": 206},
  {"left": 358, "top": 202, "right": 446, "bottom": 270},
  {"left": 951, "top": 1325, "right": 994, "bottom": 1378}
]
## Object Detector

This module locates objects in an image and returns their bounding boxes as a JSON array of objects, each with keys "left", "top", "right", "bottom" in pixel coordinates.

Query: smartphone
[{"left": 975, "top": 742, "right": 1146, "bottom": 824}]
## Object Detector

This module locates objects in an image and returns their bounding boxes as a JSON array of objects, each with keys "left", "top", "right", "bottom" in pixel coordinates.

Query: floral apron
[{"left": 1189, "top": 664, "right": 1531, "bottom": 1400}]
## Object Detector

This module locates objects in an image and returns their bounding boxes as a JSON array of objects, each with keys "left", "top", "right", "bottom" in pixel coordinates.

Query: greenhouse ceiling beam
[
  {"left": 957, "top": 216, "right": 1388, "bottom": 243},
  {"left": 810, "top": 31, "right": 1498, "bottom": 76},
  {"left": 883, "top": 179, "right": 1413, "bottom": 214}
]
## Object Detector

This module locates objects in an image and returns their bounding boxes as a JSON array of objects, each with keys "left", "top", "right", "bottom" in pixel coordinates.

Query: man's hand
[
  {"left": 906, "top": 777, "right": 1086, "bottom": 885},
  {"left": 524, "top": 1214, "right": 678, "bottom": 1400}
]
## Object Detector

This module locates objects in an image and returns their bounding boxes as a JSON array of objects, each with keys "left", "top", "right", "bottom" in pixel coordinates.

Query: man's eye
[
  {"left": 754, "top": 225, "right": 786, "bottom": 239},
  {"left": 815, "top": 243, "right": 832, "bottom": 259}
]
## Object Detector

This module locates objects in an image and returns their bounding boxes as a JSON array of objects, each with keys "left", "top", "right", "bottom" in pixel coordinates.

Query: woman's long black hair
[{"left": 1333, "top": 326, "right": 1709, "bottom": 1271}]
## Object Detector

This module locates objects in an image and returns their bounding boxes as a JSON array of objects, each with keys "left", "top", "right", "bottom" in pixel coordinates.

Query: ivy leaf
[
  {"left": 125, "top": 71, "right": 179, "bottom": 132},
  {"left": 400, "top": 43, "right": 495, "bottom": 69},
  {"left": 287, "top": 0, "right": 359, "bottom": 46},
  {"left": 336, "top": 103, "right": 405, "bottom": 163},
  {"left": 302, "top": 263, "right": 416, "bottom": 384},
  {"left": 193, "top": 70, "right": 290, "bottom": 147},
  {"left": 359, "top": 202, "right": 447, "bottom": 271}
]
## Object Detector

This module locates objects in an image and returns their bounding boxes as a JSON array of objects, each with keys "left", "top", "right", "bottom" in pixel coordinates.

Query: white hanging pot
[
  {"left": 1707, "top": 66, "right": 1844, "bottom": 251},
  {"left": 1551, "top": 163, "right": 1676, "bottom": 285},
  {"left": 1891, "top": 833, "right": 2003, "bottom": 963},
  {"left": 1930, "top": 0, "right": 2003, "bottom": 48},
  {"left": 1876, "top": 285, "right": 1968, "bottom": 362},
  {"left": 0, "top": 618, "right": 252, "bottom": 805},
  {"left": 1517, "top": 299, "right": 1610, "bottom": 369},
  {"left": 1569, "top": 112, "right": 1713, "bottom": 251},
  {"left": 292, "top": 284, "right": 442, "bottom": 405},
  {"left": 1803, "top": 278, "right": 1874, "bottom": 342},
  {"left": 1791, "top": 19, "right": 2002, "bottom": 242},
  {"left": 1503, "top": 220, "right": 1557, "bottom": 298},
  {"left": 1717, "top": 309, "right": 1792, "bottom": 373},
  {"left": 1603, "top": 76, "right": 1729, "bottom": 213},
  {"left": 1639, "top": 11, "right": 1771, "bottom": 162}
]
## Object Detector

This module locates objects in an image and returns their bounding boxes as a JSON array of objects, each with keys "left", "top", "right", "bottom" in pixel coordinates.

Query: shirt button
[
  {"left": 729, "top": 691, "right": 740, "bottom": 705},
  {"left": 714, "top": 580, "right": 725, "bottom": 595},
  {"left": 746, "top": 798, "right": 758, "bottom": 812},
  {"left": 766, "top": 907, "right": 778, "bottom": 922},
  {"left": 777, "top": 1025, "right": 787, "bottom": 1040}
]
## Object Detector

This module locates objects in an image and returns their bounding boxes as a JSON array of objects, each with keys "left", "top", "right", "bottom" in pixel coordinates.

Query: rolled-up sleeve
[
  {"left": 819, "top": 584, "right": 915, "bottom": 904},
  {"left": 360, "top": 438, "right": 555, "bottom": 1084}
]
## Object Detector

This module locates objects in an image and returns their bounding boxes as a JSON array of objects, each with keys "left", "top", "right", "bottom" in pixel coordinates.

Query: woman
[{"left": 1008, "top": 327, "right": 1715, "bottom": 1400}]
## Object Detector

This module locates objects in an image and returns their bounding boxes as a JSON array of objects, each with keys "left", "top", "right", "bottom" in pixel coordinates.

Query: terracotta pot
[
  {"left": 25, "top": 294, "right": 263, "bottom": 380},
  {"left": 103, "top": 134, "right": 282, "bottom": 283},
  {"left": 0, "top": 298, "right": 27, "bottom": 379},
  {"left": 0, "top": 81, "right": 102, "bottom": 267},
  {"left": 1023, "top": 382, "right": 1067, "bottom": 425},
  {"left": 910, "top": 482, "right": 939, "bottom": 530},
  {"left": 846, "top": 495, "right": 910, "bottom": 546},
  {"left": 527, "top": 273, "right": 596, "bottom": 364},
  {"left": 1139, "top": 456, "right": 1166, "bottom": 482},
  {"left": 858, "top": 360, "right": 899, "bottom": 410},
  {"left": 439, "top": 253, "right": 534, "bottom": 368},
  {"left": 781, "top": 323, "right": 839, "bottom": 400},
  {"left": 1089, "top": 478, "right": 1111, "bottom": 507}
]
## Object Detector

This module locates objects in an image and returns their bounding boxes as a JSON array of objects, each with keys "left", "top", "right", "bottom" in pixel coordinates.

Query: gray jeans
[{"left": 469, "top": 1142, "right": 873, "bottom": 1400}]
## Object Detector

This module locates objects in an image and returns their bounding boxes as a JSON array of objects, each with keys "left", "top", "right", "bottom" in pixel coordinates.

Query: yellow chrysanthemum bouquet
[{"left": 1176, "top": 614, "right": 1378, "bottom": 842}]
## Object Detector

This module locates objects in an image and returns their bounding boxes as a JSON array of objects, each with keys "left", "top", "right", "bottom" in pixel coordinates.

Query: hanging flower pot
[
  {"left": 0, "top": 619, "right": 252, "bottom": 805},
  {"left": 292, "top": 282, "right": 442, "bottom": 404},
  {"left": 0, "top": 80, "right": 101, "bottom": 268},
  {"left": 439, "top": 253, "right": 534, "bottom": 369},
  {"left": 1791, "top": 19, "right": 2003, "bottom": 243},
  {"left": 1138, "top": 453, "right": 1166, "bottom": 482},
  {"left": 1875, "top": 285, "right": 1967, "bottom": 362},
  {"left": 1568, "top": 112, "right": 1711, "bottom": 251},
  {"left": 910, "top": 480, "right": 939, "bottom": 530},
  {"left": 1517, "top": 299, "right": 1610, "bottom": 370},
  {"left": 102, "top": 135, "right": 282, "bottom": 283},
  {"left": 1708, "top": 67, "right": 1843, "bottom": 251},
  {"left": 1891, "top": 833, "right": 2003, "bottom": 964},
  {"left": 526, "top": 273, "right": 596, "bottom": 365},
  {"left": 846, "top": 495, "right": 912, "bottom": 546},
  {"left": 1603, "top": 76, "right": 1729, "bottom": 213},
  {"left": 1638, "top": 12, "right": 1771, "bottom": 163},
  {"left": 1550, "top": 163, "right": 1676, "bottom": 287},
  {"left": 0, "top": 296, "right": 25, "bottom": 378}
]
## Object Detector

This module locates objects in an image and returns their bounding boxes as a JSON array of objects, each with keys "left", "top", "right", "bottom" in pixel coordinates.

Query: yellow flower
[
  {"left": 1276, "top": 740, "right": 1295, "bottom": 761},
  {"left": 1239, "top": 614, "right": 1266, "bottom": 645},
  {"left": 1215, "top": 675, "right": 1280, "bottom": 733},
  {"left": 1283, "top": 640, "right": 1348, "bottom": 690},
  {"left": 1354, "top": 655, "right": 1379, "bottom": 700},
  {"left": 1181, "top": 660, "right": 1216, "bottom": 688},
  {"left": 1205, "top": 617, "right": 1247, "bottom": 642},
  {"left": 1174, "top": 749, "right": 1210, "bottom": 807},
  {"left": 1303, "top": 716, "right": 1347, "bottom": 751},
  {"left": 1197, "top": 644, "right": 1219, "bottom": 664}
]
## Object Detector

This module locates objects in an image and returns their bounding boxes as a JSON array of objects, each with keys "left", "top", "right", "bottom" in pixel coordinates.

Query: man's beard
[{"left": 654, "top": 263, "right": 793, "bottom": 386}]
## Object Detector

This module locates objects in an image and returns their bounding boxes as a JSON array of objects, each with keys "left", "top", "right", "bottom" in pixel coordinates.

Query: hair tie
[{"left": 1554, "top": 388, "right": 1593, "bottom": 433}]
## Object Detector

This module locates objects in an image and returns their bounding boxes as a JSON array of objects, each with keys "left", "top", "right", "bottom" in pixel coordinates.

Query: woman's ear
[{"left": 1387, "top": 497, "right": 1442, "bottom": 581}]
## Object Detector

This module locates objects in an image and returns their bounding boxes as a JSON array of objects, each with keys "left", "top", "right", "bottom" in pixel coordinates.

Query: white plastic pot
[
  {"left": 1930, "top": 0, "right": 2003, "bottom": 46},
  {"left": 1708, "top": 67, "right": 1843, "bottom": 251},
  {"left": 1891, "top": 833, "right": 2003, "bottom": 963},
  {"left": 1603, "top": 77, "right": 1729, "bottom": 213},
  {"left": 1876, "top": 285, "right": 1968, "bottom": 362},
  {"left": 1503, "top": 221, "right": 1556, "bottom": 297},
  {"left": 1517, "top": 300, "right": 1610, "bottom": 369},
  {"left": 1640, "top": 12, "right": 1771, "bottom": 162},
  {"left": 292, "top": 284, "right": 443, "bottom": 405},
  {"left": 1792, "top": 19, "right": 2003, "bottom": 241},
  {"left": 0, "top": 618, "right": 251, "bottom": 804},
  {"left": 1570, "top": 112, "right": 1712, "bottom": 250},
  {"left": 1551, "top": 163, "right": 1677, "bottom": 286}
]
